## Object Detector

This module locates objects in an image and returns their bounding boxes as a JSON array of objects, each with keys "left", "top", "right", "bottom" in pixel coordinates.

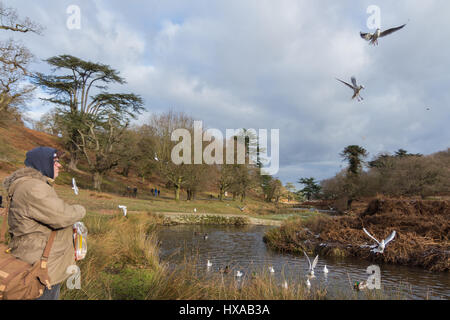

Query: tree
[
  {"left": 0, "top": 2, "right": 42, "bottom": 123},
  {"left": 32, "top": 55, "right": 142, "bottom": 170},
  {"left": 216, "top": 164, "right": 235, "bottom": 201},
  {"left": 395, "top": 149, "right": 422, "bottom": 158},
  {"left": 261, "top": 175, "right": 283, "bottom": 202},
  {"left": 340, "top": 145, "right": 368, "bottom": 209},
  {"left": 298, "top": 177, "right": 321, "bottom": 201},
  {"left": 73, "top": 114, "right": 127, "bottom": 190},
  {"left": 148, "top": 111, "right": 194, "bottom": 201},
  {"left": 340, "top": 145, "right": 368, "bottom": 175},
  {"left": 284, "top": 182, "right": 296, "bottom": 202}
]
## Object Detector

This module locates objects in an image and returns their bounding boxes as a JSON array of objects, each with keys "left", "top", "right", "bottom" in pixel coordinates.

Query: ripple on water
[{"left": 156, "top": 224, "right": 450, "bottom": 300}]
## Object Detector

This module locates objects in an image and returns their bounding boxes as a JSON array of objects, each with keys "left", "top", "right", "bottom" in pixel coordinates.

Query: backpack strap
[
  {"left": 40, "top": 231, "right": 57, "bottom": 268},
  {"left": 1, "top": 193, "right": 57, "bottom": 269},
  {"left": 0, "top": 195, "right": 13, "bottom": 244}
]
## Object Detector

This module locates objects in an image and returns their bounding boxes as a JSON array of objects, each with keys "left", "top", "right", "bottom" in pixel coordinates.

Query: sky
[{"left": 4, "top": 0, "right": 450, "bottom": 189}]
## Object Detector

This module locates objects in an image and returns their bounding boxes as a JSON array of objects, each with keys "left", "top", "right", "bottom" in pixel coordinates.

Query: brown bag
[{"left": 0, "top": 194, "right": 56, "bottom": 300}]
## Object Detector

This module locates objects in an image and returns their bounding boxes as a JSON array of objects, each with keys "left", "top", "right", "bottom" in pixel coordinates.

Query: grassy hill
[{"left": 0, "top": 124, "right": 297, "bottom": 218}]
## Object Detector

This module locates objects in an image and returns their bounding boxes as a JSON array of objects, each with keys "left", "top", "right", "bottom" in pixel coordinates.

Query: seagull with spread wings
[
  {"left": 363, "top": 228, "right": 396, "bottom": 254},
  {"left": 72, "top": 178, "right": 79, "bottom": 195},
  {"left": 360, "top": 24, "right": 407, "bottom": 46},
  {"left": 336, "top": 77, "right": 365, "bottom": 102},
  {"left": 303, "top": 251, "right": 319, "bottom": 278},
  {"left": 118, "top": 205, "right": 127, "bottom": 217}
]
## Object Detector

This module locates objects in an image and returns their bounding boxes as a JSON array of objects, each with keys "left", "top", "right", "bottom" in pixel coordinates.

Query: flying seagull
[
  {"left": 363, "top": 228, "right": 396, "bottom": 254},
  {"left": 238, "top": 206, "right": 246, "bottom": 212},
  {"left": 236, "top": 270, "right": 243, "bottom": 277},
  {"left": 72, "top": 178, "right": 79, "bottom": 195},
  {"left": 118, "top": 205, "right": 127, "bottom": 217},
  {"left": 360, "top": 24, "right": 407, "bottom": 46},
  {"left": 336, "top": 77, "right": 365, "bottom": 101},
  {"left": 303, "top": 251, "right": 319, "bottom": 278}
]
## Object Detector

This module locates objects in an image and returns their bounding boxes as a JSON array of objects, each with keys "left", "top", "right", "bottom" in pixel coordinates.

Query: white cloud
[{"left": 6, "top": 0, "right": 450, "bottom": 184}]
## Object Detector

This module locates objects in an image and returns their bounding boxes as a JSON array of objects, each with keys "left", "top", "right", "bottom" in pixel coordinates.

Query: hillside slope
[{"left": 0, "top": 124, "right": 62, "bottom": 181}]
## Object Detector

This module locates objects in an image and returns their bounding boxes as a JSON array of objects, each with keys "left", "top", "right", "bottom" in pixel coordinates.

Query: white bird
[
  {"left": 236, "top": 271, "right": 243, "bottom": 277},
  {"left": 72, "top": 178, "right": 79, "bottom": 195},
  {"left": 363, "top": 228, "right": 396, "bottom": 254},
  {"left": 303, "top": 251, "right": 319, "bottom": 278},
  {"left": 154, "top": 153, "right": 159, "bottom": 161},
  {"left": 269, "top": 266, "right": 275, "bottom": 273},
  {"left": 193, "top": 208, "right": 197, "bottom": 213},
  {"left": 238, "top": 206, "right": 246, "bottom": 212},
  {"left": 207, "top": 260, "right": 212, "bottom": 267},
  {"left": 282, "top": 281, "right": 288, "bottom": 289},
  {"left": 323, "top": 265, "right": 329, "bottom": 274},
  {"left": 336, "top": 77, "right": 365, "bottom": 102},
  {"left": 306, "top": 278, "right": 311, "bottom": 289},
  {"left": 360, "top": 24, "right": 407, "bottom": 46},
  {"left": 118, "top": 205, "right": 127, "bottom": 217}
]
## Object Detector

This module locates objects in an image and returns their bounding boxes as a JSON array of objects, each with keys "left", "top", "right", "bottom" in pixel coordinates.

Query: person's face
[{"left": 53, "top": 158, "right": 62, "bottom": 179}]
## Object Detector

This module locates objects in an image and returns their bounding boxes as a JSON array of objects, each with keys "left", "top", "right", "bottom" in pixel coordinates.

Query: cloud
[{"left": 6, "top": 0, "right": 450, "bottom": 185}]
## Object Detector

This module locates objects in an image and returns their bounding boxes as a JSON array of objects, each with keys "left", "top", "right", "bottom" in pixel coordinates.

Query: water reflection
[{"left": 156, "top": 224, "right": 449, "bottom": 300}]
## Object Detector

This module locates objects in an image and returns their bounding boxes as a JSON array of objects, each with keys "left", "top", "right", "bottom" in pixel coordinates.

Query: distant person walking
[
  {"left": 154, "top": 188, "right": 158, "bottom": 197},
  {"left": 133, "top": 187, "right": 138, "bottom": 198},
  {"left": 158, "top": 189, "right": 160, "bottom": 197}
]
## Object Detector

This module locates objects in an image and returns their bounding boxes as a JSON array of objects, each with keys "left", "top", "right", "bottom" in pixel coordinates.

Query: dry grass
[
  {"left": 265, "top": 197, "right": 450, "bottom": 272},
  {"left": 59, "top": 213, "right": 329, "bottom": 300}
]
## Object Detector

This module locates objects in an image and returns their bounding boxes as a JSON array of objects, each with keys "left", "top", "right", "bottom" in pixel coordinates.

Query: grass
[
  {"left": 58, "top": 212, "right": 328, "bottom": 300},
  {"left": 58, "top": 212, "right": 413, "bottom": 300}
]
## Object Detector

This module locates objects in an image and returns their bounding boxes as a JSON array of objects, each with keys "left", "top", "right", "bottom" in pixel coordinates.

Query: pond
[{"left": 156, "top": 224, "right": 449, "bottom": 300}]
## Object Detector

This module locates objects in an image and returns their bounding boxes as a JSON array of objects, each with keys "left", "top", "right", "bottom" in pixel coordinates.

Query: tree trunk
[
  {"left": 219, "top": 188, "right": 224, "bottom": 201},
  {"left": 68, "top": 153, "right": 79, "bottom": 171},
  {"left": 175, "top": 186, "right": 180, "bottom": 201},
  {"left": 93, "top": 172, "right": 103, "bottom": 191}
]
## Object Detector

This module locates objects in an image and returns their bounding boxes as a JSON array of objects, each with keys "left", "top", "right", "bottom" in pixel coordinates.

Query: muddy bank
[{"left": 264, "top": 198, "right": 449, "bottom": 272}]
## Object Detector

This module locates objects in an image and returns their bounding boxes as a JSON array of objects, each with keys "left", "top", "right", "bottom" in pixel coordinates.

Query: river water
[{"left": 156, "top": 224, "right": 449, "bottom": 300}]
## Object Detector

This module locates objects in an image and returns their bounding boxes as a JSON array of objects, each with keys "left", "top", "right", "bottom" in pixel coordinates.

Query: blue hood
[{"left": 24, "top": 147, "right": 57, "bottom": 179}]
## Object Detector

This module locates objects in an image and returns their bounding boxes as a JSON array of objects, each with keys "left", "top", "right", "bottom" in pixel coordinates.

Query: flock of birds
[
  {"left": 199, "top": 226, "right": 396, "bottom": 291},
  {"left": 336, "top": 23, "right": 407, "bottom": 102},
  {"left": 71, "top": 176, "right": 397, "bottom": 291}
]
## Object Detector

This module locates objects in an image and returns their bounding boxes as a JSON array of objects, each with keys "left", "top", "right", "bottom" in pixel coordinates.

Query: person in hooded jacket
[{"left": 2, "top": 147, "right": 86, "bottom": 300}]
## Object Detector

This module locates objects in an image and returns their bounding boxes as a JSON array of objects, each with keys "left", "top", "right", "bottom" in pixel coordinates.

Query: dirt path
[{"left": 155, "top": 212, "right": 282, "bottom": 226}]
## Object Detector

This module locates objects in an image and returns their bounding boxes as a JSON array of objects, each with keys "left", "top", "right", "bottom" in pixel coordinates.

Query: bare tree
[{"left": 0, "top": 2, "right": 42, "bottom": 123}]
